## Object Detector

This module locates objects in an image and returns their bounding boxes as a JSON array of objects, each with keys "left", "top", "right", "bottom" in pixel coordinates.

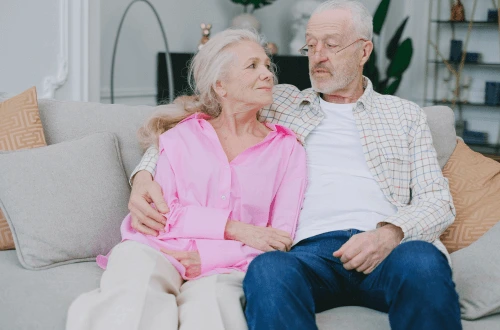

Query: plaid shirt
[{"left": 132, "top": 77, "right": 456, "bottom": 263}]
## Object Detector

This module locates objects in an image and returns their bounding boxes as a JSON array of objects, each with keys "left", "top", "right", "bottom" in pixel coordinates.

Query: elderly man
[{"left": 128, "top": 1, "right": 461, "bottom": 329}]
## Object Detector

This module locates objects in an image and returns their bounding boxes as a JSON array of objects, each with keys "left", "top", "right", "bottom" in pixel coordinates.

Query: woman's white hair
[
  {"left": 187, "top": 28, "right": 277, "bottom": 117},
  {"left": 312, "top": 0, "right": 373, "bottom": 41}
]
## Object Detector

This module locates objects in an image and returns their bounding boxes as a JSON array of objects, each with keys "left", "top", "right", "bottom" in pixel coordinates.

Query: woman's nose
[{"left": 261, "top": 68, "right": 272, "bottom": 80}]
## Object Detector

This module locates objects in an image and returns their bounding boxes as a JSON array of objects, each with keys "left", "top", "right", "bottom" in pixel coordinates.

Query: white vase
[{"left": 231, "top": 13, "right": 261, "bottom": 32}]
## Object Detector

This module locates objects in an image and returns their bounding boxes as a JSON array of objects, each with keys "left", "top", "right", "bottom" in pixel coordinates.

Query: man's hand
[
  {"left": 161, "top": 249, "right": 201, "bottom": 278},
  {"left": 129, "top": 171, "right": 169, "bottom": 236},
  {"left": 333, "top": 224, "right": 403, "bottom": 274},
  {"left": 225, "top": 221, "right": 293, "bottom": 252}
]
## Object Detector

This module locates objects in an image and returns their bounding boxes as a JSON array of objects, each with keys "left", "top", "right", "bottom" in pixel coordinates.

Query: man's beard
[{"left": 309, "top": 64, "right": 358, "bottom": 95}]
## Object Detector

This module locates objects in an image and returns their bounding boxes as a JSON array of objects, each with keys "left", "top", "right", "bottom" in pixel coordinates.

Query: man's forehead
[{"left": 307, "top": 9, "right": 352, "bottom": 37}]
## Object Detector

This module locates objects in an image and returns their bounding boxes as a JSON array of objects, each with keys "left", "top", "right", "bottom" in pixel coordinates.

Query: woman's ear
[{"left": 214, "top": 80, "right": 227, "bottom": 98}]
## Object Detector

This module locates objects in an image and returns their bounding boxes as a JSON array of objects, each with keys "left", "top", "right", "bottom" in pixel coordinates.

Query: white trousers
[{"left": 66, "top": 240, "right": 248, "bottom": 330}]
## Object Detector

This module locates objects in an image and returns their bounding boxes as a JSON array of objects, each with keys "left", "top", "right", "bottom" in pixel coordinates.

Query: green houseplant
[
  {"left": 230, "top": 0, "right": 277, "bottom": 13},
  {"left": 363, "top": 0, "right": 413, "bottom": 95}
]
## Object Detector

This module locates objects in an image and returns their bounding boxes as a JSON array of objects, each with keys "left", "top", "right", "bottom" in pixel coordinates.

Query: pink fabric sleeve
[
  {"left": 195, "top": 239, "right": 260, "bottom": 274},
  {"left": 155, "top": 146, "right": 230, "bottom": 240},
  {"left": 268, "top": 142, "right": 307, "bottom": 238}
]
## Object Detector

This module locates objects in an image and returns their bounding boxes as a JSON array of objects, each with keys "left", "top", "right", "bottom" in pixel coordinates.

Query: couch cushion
[
  {"left": 421, "top": 105, "right": 457, "bottom": 168},
  {"left": 315, "top": 305, "right": 500, "bottom": 329},
  {"left": 317, "top": 306, "right": 390, "bottom": 329},
  {"left": 0, "top": 87, "right": 47, "bottom": 251},
  {"left": 37, "top": 99, "right": 181, "bottom": 179},
  {"left": 0, "top": 132, "right": 130, "bottom": 270},
  {"left": 0, "top": 250, "right": 103, "bottom": 330},
  {"left": 451, "top": 221, "right": 500, "bottom": 320},
  {"left": 441, "top": 140, "right": 500, "bottom": 253}
]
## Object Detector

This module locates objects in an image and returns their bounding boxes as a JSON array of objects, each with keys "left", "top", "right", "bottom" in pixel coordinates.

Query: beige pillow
[
  {"left": 0, "top": 87, "right": 47, "bottom": 250},
  {"left": 441, "top": 140, "right": 500, "bottom": 253}
]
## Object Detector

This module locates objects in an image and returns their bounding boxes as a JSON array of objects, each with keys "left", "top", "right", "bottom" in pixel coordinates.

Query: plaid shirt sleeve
[
  {"left": 381, "top": 110, "right": 456, "bottom": 243},
  {"left": 129, "top": 145, "right": 159, "bottom": 185}
]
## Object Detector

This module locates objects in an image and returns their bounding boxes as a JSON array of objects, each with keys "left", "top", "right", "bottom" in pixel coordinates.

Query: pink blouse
[{"left": 97, "top": 113, "right": 307, "bottom": 280}]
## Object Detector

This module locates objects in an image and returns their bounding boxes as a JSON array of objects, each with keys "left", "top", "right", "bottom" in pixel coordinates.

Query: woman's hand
[
  {"left": 161, "top": 249, "right": 201, "bottom": 278},
  {"left": 129, "top": 171, "right": 170, "bottom": 236},
  {"left": 225, "top": 221, "right": 293, "bottom": 252}
]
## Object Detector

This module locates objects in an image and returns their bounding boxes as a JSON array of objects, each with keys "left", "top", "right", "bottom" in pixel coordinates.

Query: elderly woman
[{"left": 66, "top": 29, "right": 307, "bottom": 330}]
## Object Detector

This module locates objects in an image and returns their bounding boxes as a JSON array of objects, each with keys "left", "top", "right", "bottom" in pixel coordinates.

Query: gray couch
[{"left": 1, "top": 95, "right": 499, "bottom": 330}]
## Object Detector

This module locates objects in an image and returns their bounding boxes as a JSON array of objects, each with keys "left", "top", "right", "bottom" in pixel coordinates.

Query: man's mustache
[{"left": 310, "top": 65, "right": 332, "bottom": 74}]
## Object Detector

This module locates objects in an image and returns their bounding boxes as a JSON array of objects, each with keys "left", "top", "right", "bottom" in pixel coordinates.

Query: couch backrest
[
  {"left": 0, "top": 94, "right": 457, "bottom": 175},
  {"left": 422, "top": 105, "right": 457, "bottom": 168},
  {"left": 36, "top": 99, "right": 182, "bottom": 179}
]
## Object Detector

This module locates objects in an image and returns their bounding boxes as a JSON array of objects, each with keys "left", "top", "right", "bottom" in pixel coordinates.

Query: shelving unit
[{"left": 424, "top": 0, "right": 500, "bottom": 159}]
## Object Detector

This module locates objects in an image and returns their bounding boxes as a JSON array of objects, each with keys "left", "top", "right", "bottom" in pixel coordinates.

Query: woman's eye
[
  {"left": 248, "top": 63, "right": 256, "bottom": 69},
  {"left": 266, "top": 64, "right": 271, "bottom": 70},
  {"left": 326, "top": 44, "right": 336, "bottom": 49}
]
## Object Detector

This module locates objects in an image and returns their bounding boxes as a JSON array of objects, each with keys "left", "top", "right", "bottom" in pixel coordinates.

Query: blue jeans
[{"left": 243, "top": 230, "right": 461, "bottom": 330}]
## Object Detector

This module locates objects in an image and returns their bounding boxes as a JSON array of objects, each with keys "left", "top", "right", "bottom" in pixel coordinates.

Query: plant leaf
[
  {"left": 250, "top": 0, "right": 276, "bottom": 10},
  {"left": 230, "top": 0, "right": 249, "bottom": 5},
  {"left": 382, "top": 76, "right": 402, "bottom": 95},
  {"left": 373, "top": 0, "right": 391, "bottom": 36},
  {"left": 386, "top": 38, "right": 413, "bottom": 78},
  {"left": 363, "top": 48, "right": 380, "bottom": 89},
  {"left": 386, "top": 17, "right": 409, "bottom": 61},
  {"left": 378, "top": 78, "right": 389, "bottom": 93}
]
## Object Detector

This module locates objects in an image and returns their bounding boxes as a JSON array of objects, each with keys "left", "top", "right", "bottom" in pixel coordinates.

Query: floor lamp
[{"left": 110, "top": 0, "right": 174, "bottom": 104}]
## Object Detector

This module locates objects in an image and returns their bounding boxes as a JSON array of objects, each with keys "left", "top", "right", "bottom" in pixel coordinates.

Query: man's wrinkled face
[{"left": 306, "top": 9, "right": 363, "bottom": 94}]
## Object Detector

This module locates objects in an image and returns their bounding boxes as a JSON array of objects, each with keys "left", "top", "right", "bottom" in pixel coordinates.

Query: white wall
[{"left": 0, "top": 0, "right": 100, "bottom": 102}]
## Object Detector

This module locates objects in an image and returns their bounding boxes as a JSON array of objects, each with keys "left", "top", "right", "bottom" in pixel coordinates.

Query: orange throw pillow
[
  {"left": 441, "top": 139, "right": 500, "bottom": 253},
  {"left": 0, "top": 87, "right": 47, "bottom": 250}
]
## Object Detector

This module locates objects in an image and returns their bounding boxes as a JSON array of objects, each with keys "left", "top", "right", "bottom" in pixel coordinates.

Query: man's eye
[
  {"left": 326, "top": 44, "right": 337, "bottom": 49},
  {"left": 266, "top": 64, "right": 271, "bottom": 70},
  {"left": 248, "top": 63, "right": 256, "bottom": 69}
]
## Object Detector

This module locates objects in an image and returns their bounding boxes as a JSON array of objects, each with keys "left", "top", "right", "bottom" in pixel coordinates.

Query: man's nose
[{"left": 310, "top": 52, "right": 328, "bottom": 65}]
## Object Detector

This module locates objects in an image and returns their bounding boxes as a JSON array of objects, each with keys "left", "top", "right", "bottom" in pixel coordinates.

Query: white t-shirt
[{"left": 293, "top": 98, "right": 397, "bottom": 244}]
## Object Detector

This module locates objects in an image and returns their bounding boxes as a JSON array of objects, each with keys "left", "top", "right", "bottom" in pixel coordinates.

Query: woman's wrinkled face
[{"left": 219, "top": 41, "right": 274, "bottom": 108}]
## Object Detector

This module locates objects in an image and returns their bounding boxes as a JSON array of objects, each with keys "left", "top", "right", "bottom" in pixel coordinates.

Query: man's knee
[
  {"left": 390, "top": 241, "right": 450, "bottom": 278},
  {"left": 386, "top": 241, "right": 457, "bottom": 303}
]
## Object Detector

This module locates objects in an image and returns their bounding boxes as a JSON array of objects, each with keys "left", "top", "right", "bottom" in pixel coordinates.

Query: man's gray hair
[{"left": 312, "top": 0, "right": 373, "bottom": 40}]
